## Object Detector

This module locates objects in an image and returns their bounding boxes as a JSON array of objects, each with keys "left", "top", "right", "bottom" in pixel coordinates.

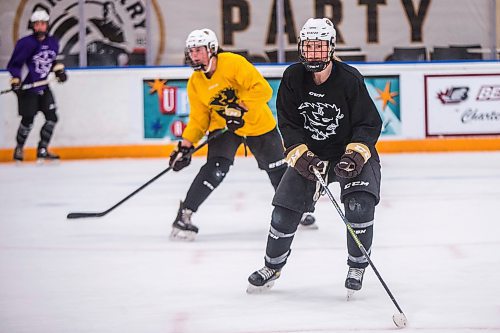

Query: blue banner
[{"left": 144, "top": 75, "right": 401, "bottom": 139}]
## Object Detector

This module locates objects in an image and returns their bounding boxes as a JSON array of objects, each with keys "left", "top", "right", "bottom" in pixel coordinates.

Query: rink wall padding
[
  {"left": 1, "top": 137, "right": 500, "bottom": 162},
  {"left": 1, "top": 62, "right": 499, "bottom": 162}
]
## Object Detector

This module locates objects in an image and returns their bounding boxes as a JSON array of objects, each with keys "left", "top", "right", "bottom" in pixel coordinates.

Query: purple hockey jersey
[{"left": 7, "top": 34, "right": 60, "bottom": 93}]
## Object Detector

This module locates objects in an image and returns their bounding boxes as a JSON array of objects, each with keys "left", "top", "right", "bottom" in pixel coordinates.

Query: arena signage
[{"left": 425, "top": 74, "right": 500, "bottom": 136}]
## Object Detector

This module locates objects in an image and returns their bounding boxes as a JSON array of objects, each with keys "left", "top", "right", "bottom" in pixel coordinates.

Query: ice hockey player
[
  {"left": 7, "top": 10, "right": 67, "bottom": 162},
  {"left": 247, "top": 18, "right": 382, "bottom": 297},
  {"left": 168, "top": 28, "right": 316, "bottom": 241}
]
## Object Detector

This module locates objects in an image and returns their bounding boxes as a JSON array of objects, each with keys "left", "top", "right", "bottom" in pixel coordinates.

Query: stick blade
[
  {"left": 67, "top": 212, "right": 104, "bottom": 219},
  {"left": 393, "top": 312, "right": 408, "bottom": 329}
]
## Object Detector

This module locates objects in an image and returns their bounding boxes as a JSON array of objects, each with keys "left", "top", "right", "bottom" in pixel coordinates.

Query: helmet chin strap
[{"left": 202, "top": 53, "right": 216, "bottom": 74}]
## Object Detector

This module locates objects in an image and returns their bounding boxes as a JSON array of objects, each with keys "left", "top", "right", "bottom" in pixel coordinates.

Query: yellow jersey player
[{"left": 169, "top": 28, "right": 315, "bottom": 241}]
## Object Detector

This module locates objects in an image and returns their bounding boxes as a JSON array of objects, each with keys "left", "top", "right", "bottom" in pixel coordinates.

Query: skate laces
[
  {"left": 257, "top": 267, "right": 276, "bottom": 280},
  {"left": 347, "top": 268, "right": 364, "bottom": 281}
]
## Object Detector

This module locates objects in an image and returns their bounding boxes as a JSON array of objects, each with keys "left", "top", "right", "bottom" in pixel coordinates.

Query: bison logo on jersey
[
  {"left": 298, "top": 102, "right": 344, "bottom": 140},
  {"left": 210, "top": 87, "right": 239, "bottom": 111}
]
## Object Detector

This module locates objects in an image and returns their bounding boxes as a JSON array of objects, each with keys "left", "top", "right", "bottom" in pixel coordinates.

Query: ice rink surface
[{"left": 1, "top": 152, "right": 500, "bottom": 333}]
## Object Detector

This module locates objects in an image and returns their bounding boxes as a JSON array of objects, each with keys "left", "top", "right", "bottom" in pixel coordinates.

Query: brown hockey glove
[
  {"left": 53, "top": 63, "right": 67, "bottom": 83},
  {"left": 10, "top": 77, "right": 21, "bottom": 91},
  {"left": 285, "top": 144, "right": 326, "bottom": 181},
  {"left": 334, "top": 143, "right": 371, "bottom": 179},
  {"left": 169, "top": 141, "right": 194, "bottom": 171}
]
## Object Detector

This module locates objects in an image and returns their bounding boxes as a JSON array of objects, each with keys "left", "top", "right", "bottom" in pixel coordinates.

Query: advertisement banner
[
  {"left": 425, "top": 74, "right": 500, "bottom": 136},
  {"left": 143, "top": 75, "right": 401, "bottom": 140}
]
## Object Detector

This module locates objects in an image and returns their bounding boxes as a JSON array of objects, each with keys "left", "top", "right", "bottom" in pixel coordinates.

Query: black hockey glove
[
  {"left": 219, "top": 103, "right": 247, "bottom": 132},
  {"left": 169, "top": 142, "right": 194, "bottom": 171},
  {"left": 285, "top": 144, "right": 326, "bottom": 181},
  {"left": 53, "top": 63, "right": 67, "bottom": 83},
  {"left": 10, "top": 77, "right": 21, "bottom": 92},
  {"left": 334, "top": 143, "right": 371, "bottom": 179}
]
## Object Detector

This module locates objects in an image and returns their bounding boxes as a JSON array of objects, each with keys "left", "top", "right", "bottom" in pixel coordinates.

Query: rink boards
[{"left": 1, "top": 61, "right": 499, "bottom": 161}]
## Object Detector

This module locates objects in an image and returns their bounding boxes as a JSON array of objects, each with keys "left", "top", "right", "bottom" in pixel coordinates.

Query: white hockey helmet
[
  {"left": 30, "top": 10, "right": 50, "bottom": 23},
  {"left": 298, "top": 18, "right": 336, "bottom": 72},
  {"left": 185, "top": 29, "right": 219, "bottom": 55},
  {"left": 185, "top": 28, "right": 219, "bottom": 71}
]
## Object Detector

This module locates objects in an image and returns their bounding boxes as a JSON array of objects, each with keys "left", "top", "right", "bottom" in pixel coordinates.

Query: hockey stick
[
  {"left": 312, "top": 168, "right": 408, "bottom": 329},
  {"left": 0, "top": 78, "right": 52, "bottom": 95},
  {"left": 67, "top": 128, "right": 228, "bottom": 219}
]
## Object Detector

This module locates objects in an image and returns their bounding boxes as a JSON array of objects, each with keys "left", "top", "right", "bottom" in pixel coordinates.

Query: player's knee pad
[
  {"left": 344, "top": 191, "right": 376, "bottom": 223},
  {"left": 20, "top": 116, "right": 35, "bottom": 127},
  {"left": 45, "top": 113, "right": 58, "bottom": 123},
  {"left": 198, "top": 157, "right": 232, "bottom": 190},
  {"left": 42, "top": 120, "right": 57, "bottom": 131},
  {"left": 271, "top": 205, "right": 302, "bottom": 234}
]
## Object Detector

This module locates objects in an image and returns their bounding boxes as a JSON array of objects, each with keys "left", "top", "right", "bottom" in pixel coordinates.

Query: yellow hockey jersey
[{"left": 182, "top": 52, "right": 277, "bottom": 144}]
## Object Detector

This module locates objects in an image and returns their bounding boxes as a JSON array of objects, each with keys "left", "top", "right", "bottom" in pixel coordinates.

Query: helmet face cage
[
  {"left": 298, "top": 40, "right": 334, "bottom": 72},
  {"left": 185, "top": 29, "right": 218, "bottom": 71},
  {"left": 298, "top": 18, "right": 336, "bottom": 72}
]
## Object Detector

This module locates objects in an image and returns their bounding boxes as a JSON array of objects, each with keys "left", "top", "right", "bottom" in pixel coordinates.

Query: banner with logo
[
  {"left": 425, "top": 74, "right": 500, "bottom": 136},
  {"left": 0, "top": 0, "right": 495, "bottom": 67},
  {"left": 143, "top": 75, "right": 400, "bottom": 140},
  {"left": 143, "top": 79, "right": 189, "bottom": 139}
]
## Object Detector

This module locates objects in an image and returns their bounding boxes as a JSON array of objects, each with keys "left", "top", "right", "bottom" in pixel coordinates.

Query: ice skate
[
  {"left": 13, "top": 146, "right": 24, "bottom": 163},
  {"left": 246, "top": 266, "right": 281, "bottom": 294},
  {"left": 36, "top": 147, "right": 60, "bottom": 164},
  {"left": 345, "top": 267, "right": 365, "bottom": 300},
  {"left": 299, "top": 213, "right": 318, "bottom": 229},
  {"left": 170, "top": 201, "right": 198, "bottom": 241}
]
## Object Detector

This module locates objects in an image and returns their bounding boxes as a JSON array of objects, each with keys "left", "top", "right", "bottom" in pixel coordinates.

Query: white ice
[{"left": 1, "top": 152, "right": 500, "bottom": 333}]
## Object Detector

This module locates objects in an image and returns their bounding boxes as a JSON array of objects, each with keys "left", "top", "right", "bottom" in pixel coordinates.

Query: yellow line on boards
[{"left": 1, "top": 138, "right": 500, "bottom": 162}]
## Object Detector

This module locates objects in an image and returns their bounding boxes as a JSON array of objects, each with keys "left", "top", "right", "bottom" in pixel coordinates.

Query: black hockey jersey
[{"left": 277, "top": 61, "right": 382, "bottom": 161}]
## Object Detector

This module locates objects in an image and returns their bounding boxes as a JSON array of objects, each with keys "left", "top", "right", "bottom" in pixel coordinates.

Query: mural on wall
[
  {"left": 8, "top": 0, "right": 165, "bottom": 67},
  {"left": 365, "top": 76, "right": 401, "bottom": 136},
  {"left": 143, "top": 79, "right": 189, "bottom": 139},
  {"left": 0, "top": 0, "right": 493, "bottom": 67},
  {"left": 143, "top": 75, "right": 401, "bottom": 140}
]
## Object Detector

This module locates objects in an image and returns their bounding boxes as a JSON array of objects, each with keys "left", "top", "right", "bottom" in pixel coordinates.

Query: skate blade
[
  {"left": 346, "top": 288, "right": 356, "bottom": 301},
  {"left": 246, "top": 281, "right": 275, "bottom": 294},
  {"left": 36, "top": 158, "right": 60, "bottom": 166},
  {"left": 169, "top": 228, "right": 197, "bottom": 242}
]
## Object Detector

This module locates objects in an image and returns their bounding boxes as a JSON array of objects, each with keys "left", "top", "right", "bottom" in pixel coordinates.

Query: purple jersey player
[{"left": 7, "top": 10, "right": 68, "bottom": 162}]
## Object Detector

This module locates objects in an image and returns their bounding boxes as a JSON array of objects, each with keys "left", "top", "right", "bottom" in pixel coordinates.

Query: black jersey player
[{"left": 247, "top": 18, "right": 382, "bottom": 297}]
